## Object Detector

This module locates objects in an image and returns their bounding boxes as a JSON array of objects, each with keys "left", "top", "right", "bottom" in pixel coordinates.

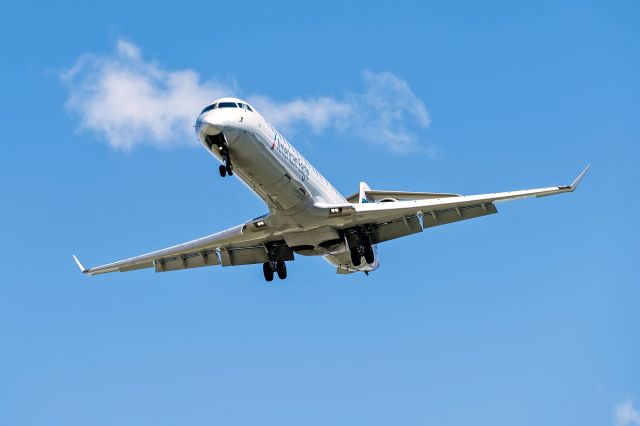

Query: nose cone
[
  {"left": 195, "top": 107, "right": 246, "bottom": 142},
  {"left": 196, "top": 111, "right": 224, "bottom": 138}
]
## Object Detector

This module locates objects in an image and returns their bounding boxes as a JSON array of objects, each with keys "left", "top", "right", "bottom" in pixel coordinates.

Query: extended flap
[{"left": 422, "top": 203, "right": 498, "bottom": 228}]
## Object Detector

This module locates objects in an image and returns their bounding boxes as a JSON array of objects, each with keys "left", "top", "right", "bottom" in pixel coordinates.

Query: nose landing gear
[
  {"left": 218, "top": 145, "right": 233, "bottom": 177},
  {"left": 206, "top": 133, "right": 234, "bottom": 177},
  {"left": 218, "top": 161, "right": 233, "bottom": 177}
]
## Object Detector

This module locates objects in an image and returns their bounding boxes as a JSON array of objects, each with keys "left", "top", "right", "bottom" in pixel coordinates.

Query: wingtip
[
  {"left": 72, "top": 255, "right": 88, "bottom": 274},
  {"left": 570, "top": 163, "right": 590, "bottom": 190}
]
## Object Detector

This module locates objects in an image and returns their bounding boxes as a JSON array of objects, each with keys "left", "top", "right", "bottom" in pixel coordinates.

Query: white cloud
[
  {"left": 251, "top": 70, "right": 432, "bottom": 155},
  {"left": 248, "top": 95, "right": 354, "bottom": 135},
  {"left": 62, "top": 39, "right": 432, "bottom": 154},
  {"left": 615, "top": 400, "right": 640, "bottom": 426},
  {"left": 62, "top": 39, "right": 232, "bottom": 151}
]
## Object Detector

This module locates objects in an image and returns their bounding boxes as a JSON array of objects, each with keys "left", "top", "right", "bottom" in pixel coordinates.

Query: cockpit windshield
[
  {"left": 200, "top": 101, "right": 254, "bottom": 114},
  {"left": 200, "top": 104, "right": 217, "bottom": 114}
]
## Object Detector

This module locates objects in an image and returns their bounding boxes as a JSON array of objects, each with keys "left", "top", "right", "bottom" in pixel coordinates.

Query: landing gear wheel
[
  {"left": 276, "top": 260, "right": 287, "bottom": 280},
  {"left": 226, "top": 163, "right": 233, "bottom": 176},
  {"left": 363, "top": 243, "right": 375, "bottom": 264},
  {"left": 262, "top": 262, "right": 274, "bottom": 282},
  {"left": 350, "top": 246, "right": 362, "bottom": 266},
  {"left": 219, "top": 164, "right": 227, "bottom": 177}
]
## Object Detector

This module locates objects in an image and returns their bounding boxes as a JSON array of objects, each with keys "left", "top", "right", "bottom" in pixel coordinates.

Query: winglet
[
  {"left": 72, "top": 255, "right": 88, "bottom": 274},
  {"left": 569, "top": 163, "right": 590, "bottom": 191}
]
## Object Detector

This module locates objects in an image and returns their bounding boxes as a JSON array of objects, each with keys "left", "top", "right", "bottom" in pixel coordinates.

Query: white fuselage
[
  {"left": 194, "top": 97, "right": 378, "bottom": 273},
  {"left": 196, "top": 102, "right": 346, "bottom": 211}
]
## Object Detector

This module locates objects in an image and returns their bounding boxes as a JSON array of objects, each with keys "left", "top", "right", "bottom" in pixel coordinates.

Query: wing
[
  {"left": 73, "top": 219, "right": 293, "bottom": 276},
  {"left": 320, "top": 165, "right": 590, "bottom": 244}
]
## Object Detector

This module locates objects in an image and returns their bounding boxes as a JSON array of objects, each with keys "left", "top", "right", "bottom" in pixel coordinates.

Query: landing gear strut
[
  {"left": 219, "top": 145, "right": 233, "bottom": 177},
  {"left": 206, "top": 133, "right": 233, "bottom": 177},
  {"left": 263, "top": 260, "right": 287, "bottom": 282}
]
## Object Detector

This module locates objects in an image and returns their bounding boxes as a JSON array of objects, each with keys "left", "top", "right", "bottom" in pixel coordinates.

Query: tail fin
[{"left": 359, "top": 182, "right": 372, "bottom": 203}]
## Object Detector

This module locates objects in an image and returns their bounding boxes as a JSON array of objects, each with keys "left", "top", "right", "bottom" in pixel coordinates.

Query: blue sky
[{"left": 1, "top": 1, "right": 639, "bottom": 425}]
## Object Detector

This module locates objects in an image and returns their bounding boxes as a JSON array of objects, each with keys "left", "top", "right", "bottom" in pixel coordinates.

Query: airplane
[{"left": 73, "top": 97, "right": 589, "bottom": 282}]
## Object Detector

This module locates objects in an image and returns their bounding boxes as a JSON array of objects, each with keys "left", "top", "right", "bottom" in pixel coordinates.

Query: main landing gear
[
  {"left": 347, "top": 231, "right": 375, "bottom": 267},
  {"left": 263, "top": 260, "right": 287, "bottom": 282}
]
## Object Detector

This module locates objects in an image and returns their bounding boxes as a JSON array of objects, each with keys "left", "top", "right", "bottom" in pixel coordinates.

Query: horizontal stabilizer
[{"left": 346, "top": 189, "right": 460, "bottom": 204}]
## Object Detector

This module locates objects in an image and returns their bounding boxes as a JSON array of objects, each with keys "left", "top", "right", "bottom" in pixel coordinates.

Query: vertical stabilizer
[{"left": 359, "top": 182, "right": 372, "bottom": 203}]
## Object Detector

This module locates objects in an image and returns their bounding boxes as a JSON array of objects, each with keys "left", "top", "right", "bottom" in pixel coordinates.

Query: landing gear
[
  {"left": 263, "top": 260, "right": 287, "bottom": 282},
  {"left": 263, "top": 262, "right": 274, "bottom": 282},
  {"left": 350, "top": 246, "right": 362, "bottom": 266},
  {"left": 276, "top": 259, "right": 287, "bottom": 279},
  {"left": 363, "top": 241, "right": 374, "bottom": 264},
  {"left": 206, "top": 133, "right": 234, "bottom": 178},
  {"left": 346, "top": 230, "right": 375, "bottom": 266},
  {"left": 219, "top": 163, "right": 233, "bottom": 177},
  {"left": 219, "top": 150, "right": 234, "bottom": 177},
  {"left": 220, "top": 145, "right": 234, "bottom": 177}
]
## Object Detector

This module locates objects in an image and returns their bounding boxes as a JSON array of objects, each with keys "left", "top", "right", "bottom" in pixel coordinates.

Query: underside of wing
[
  {"left": 74, "top": 220, "right": 292, "bottom": 276},
  {"left": 326, "top": 165, "right": 590, "bottom": 244},
  {"left": 369, "top": 202, "right": 499, "bottom": 244}
]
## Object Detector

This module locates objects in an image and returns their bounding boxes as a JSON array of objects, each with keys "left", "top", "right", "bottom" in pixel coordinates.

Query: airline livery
[{"left": 73, "top": 97, "right": 589, "bottom": 281}]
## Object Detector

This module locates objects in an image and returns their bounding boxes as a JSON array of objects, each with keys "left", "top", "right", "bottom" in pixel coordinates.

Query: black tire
[
  {"left": 363, "top": 243, "right": 375, "bottom": 264},
  {"left": 263, "top": 262, "right": 274, "bottom": 282},
  {"left": 350, "top": 246, "right": 362, "bottom": 266},
  {"left": 226, "top": 163, "right": 233, "bottom": 176},
  {"left": 276, "top": 260, "right": 287, "bottom": 279},
  {"left": 219, "top": 164, "right": 227, "bottom": 177}
]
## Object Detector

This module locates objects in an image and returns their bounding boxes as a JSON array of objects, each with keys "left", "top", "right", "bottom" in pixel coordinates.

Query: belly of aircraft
[{"left": 215, "top": 131, "right": 308, "bottom": 211}]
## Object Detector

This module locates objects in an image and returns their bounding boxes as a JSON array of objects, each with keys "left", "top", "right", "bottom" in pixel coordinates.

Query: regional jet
[{"left": 73, "top": 97, "right": 589, "bottom": 281}]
